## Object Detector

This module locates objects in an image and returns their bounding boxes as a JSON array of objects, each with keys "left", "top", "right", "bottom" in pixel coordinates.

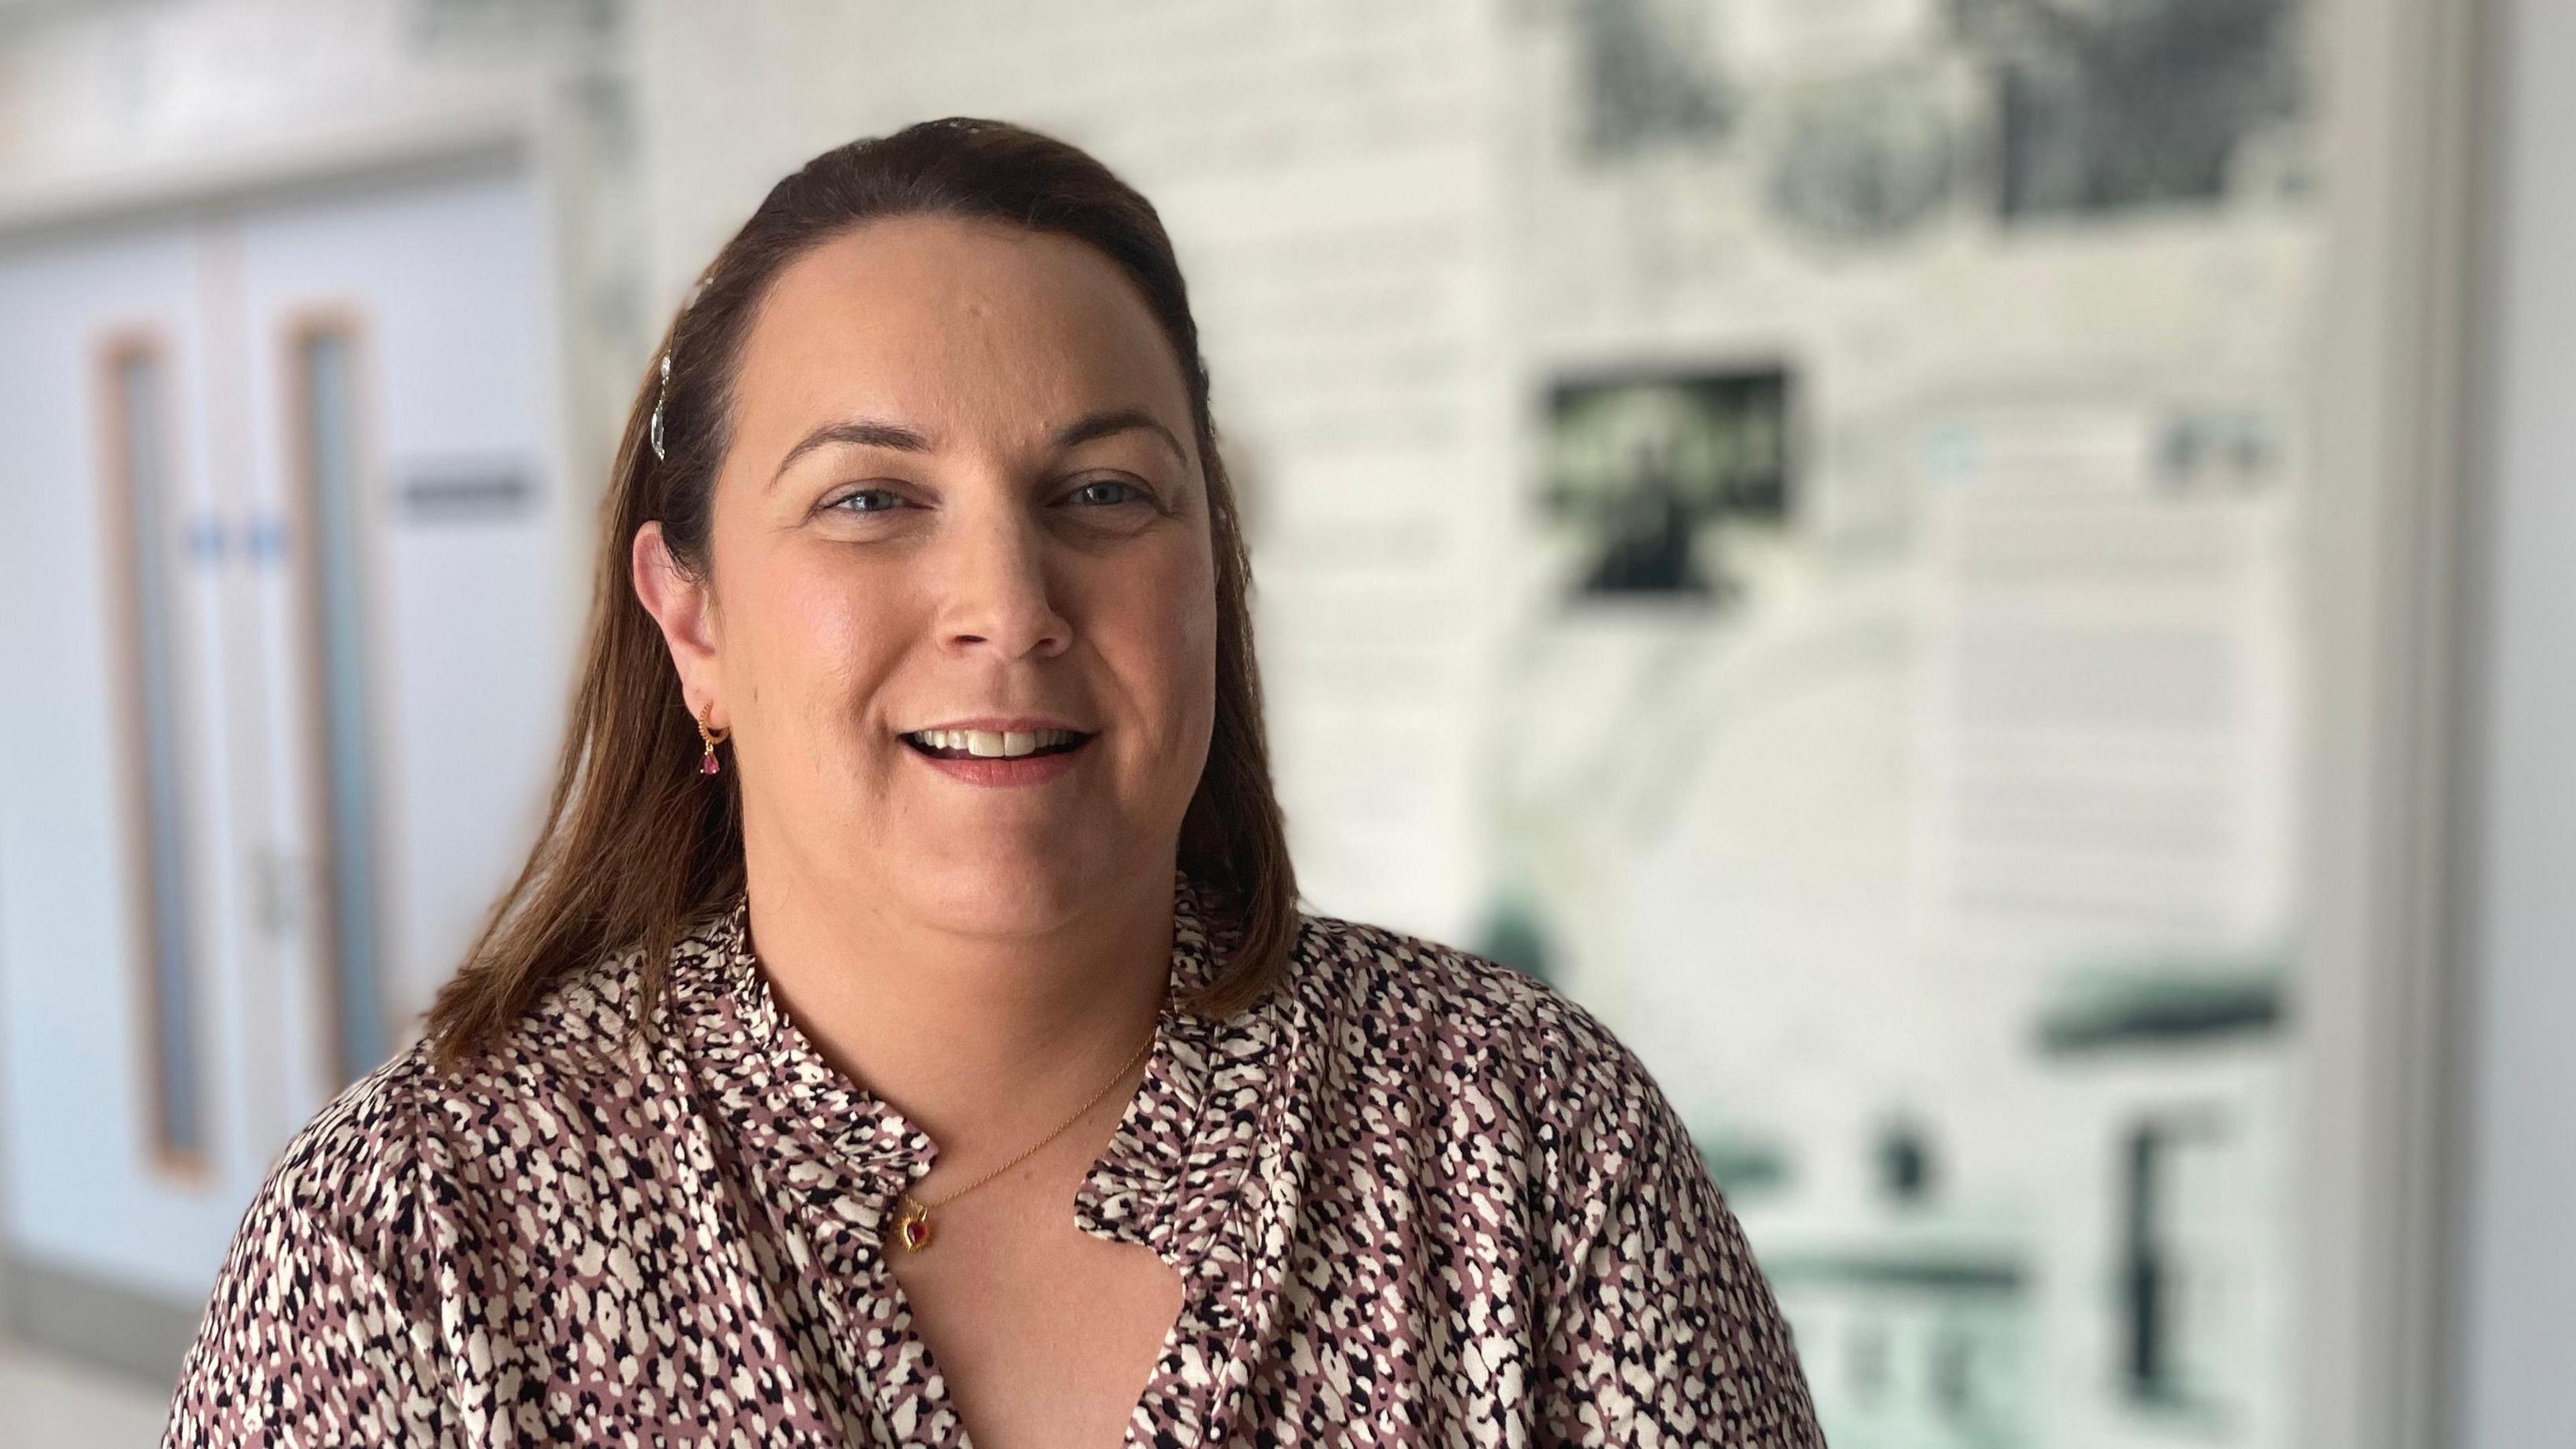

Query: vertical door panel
[
  {"left": 0, "top": 223, "right": 262, "bottom": 1301},
  {"left": 0, "top": 158, "right": 568, "bottom": 1309},
  {"left": 232, "top": 163, "right": 567, "bottom": 1124}
]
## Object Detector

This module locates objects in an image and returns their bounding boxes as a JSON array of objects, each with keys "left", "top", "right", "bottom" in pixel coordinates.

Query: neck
[{"left": 737, "top": 846, "right": 1177, "bottom": 1162}]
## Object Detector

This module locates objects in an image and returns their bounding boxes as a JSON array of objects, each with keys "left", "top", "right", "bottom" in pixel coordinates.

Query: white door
[
  {"left": 0, "top": 159, "right": 573, "bottom": 1320},
  {"left": 0, "top": 213, "right": 254, "bottom": 1314},
  {"left": 231, "top": 166, "right": 574, "bottom": 1134}
]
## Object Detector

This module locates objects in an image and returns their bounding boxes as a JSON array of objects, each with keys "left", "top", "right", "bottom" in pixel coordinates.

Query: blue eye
[
  {"left": 831, "top": 488, "right": 904, "bottom": 514},
  {"left": 1071, "top": 479, "right": 1141, "bottom": 506}
]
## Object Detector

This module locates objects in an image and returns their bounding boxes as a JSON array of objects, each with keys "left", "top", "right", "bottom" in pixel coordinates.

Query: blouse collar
[{"left": 661, "top": 869, "right": 1282, "bottom": 1275}]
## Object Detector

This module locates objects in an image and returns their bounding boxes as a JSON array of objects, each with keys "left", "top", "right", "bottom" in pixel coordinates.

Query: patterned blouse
[{"left": 163, "top": 873, "right": 1823, "bottom": 1446}]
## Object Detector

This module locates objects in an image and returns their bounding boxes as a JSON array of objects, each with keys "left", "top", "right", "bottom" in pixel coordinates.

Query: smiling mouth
[{"left": 901, "top": 728, "right": 1094, "bottom": 761}]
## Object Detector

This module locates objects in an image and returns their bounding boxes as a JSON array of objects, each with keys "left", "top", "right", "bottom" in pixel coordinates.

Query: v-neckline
[{"left": 669, "top": 870, "right": 1293, "bottom": 1446}]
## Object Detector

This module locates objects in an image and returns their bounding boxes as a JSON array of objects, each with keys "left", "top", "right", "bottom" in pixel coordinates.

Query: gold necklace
[{"left": 890, "top": 1024, "right": 1159, "bottom": 1252}]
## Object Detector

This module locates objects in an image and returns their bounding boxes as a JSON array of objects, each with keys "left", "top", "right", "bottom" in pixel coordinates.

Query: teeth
[{"left": 910, "top": 728, "right": 1082, "bottom": 759}]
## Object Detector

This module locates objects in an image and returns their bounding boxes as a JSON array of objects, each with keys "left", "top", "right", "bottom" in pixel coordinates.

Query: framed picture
[{"left": 1540, "top": 365, "right": 1794, "bottom": 598}]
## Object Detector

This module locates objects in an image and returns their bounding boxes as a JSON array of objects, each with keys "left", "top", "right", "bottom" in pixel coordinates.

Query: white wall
[
  {"left": 633, "top": 0, "right": 1518, "bottom": 943},
  {"left": 2455, "top": 0, "right": 2576, "bottom": 1441}
]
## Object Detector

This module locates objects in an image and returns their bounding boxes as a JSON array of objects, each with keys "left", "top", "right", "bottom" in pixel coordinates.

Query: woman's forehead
[{"left": 733, "top": 215, "right": 1192, "bottom": 434}]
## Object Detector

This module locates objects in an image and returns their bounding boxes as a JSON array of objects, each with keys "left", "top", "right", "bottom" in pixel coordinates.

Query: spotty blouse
[{"left": 162, "top": 873, "right": 1824, "bottom": 1446}]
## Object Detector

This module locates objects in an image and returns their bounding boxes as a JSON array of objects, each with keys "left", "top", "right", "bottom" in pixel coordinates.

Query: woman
[{"left": 164, "top": 118, "right": 1823, "bottom": 1447}]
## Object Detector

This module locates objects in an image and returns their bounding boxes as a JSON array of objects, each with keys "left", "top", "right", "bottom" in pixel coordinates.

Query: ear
[{"left": 631, "top": 521, "right": 724, "bottom": 726}]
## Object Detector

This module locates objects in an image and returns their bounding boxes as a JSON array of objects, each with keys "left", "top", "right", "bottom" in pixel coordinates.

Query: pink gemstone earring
[{"left": 694, "top": 704, "right": 731, "bottom": 776}]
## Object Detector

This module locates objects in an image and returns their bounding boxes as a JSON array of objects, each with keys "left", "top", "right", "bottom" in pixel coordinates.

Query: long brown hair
[{"left": 422, "top": 117, "right": 1299, "bottom": 1070}]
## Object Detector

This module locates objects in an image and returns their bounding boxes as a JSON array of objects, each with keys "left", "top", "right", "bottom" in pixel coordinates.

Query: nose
[{"left": 934, "top": 498, "right": 1071, "bottom": 661}]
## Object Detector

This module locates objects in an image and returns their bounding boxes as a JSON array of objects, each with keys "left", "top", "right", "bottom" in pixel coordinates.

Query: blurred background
[{"left": 0, "top": 0, "right": 2563, "bottom": 1444}]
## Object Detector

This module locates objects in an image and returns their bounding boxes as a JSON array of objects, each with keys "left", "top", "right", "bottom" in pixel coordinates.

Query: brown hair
[{"left": 421, "top": 117, "right": 1298, "bottom": 1069}]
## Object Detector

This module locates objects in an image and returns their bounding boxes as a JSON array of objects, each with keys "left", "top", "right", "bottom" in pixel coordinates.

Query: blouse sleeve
[
  {"left": 162, "top": 1095, "right": 460, "bottom": 1445},
  {"left": 1534, "top": 1043, "right": 1825, "bottom": 1447}
]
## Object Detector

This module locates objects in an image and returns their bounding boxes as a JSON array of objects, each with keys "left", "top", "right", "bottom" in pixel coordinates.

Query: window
[
  {"left": 99, "top": 336, "right": 207, "bottom": 1171},
  {"left": 288, "top": 321, "right": 389, "bottom": 1086}
]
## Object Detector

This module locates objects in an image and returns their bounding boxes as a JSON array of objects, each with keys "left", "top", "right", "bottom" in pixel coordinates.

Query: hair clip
[
  {"left": 649, "top": 350, "right": 672, "bottom": 462},
  {"left": 648, "top": 274, "right": 713, "bottom": 465}
]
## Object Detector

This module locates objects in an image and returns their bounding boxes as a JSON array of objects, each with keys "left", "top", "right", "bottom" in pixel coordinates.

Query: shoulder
[
  {"left": 1280, "top": 908, "right": 1682, "bottom": 1180},
  {"left": 244, "top": 1044, "right": 443, "bottom": 1265},
  {"left": 258, "top": 933, "right": 673, "bottom": 1247},
  {"left": 171, "top": 1043, "right": 449, "bottom": 1428},
  {"left": 174, "top": 1040, "right": 489, "bottom": 1438},
  {"left": 1285, "top": 908, "right": 1654, "bottom": 1095}
]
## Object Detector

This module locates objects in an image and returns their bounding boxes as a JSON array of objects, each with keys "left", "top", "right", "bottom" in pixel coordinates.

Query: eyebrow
[
  {"left": 775, "top": 419, "right": 931, "bottom": 478},
  {"left": 1057, "top": 408, "right": 1189, "bottom": 466},
  {"left": 769, "top": 407, "right": 1187, "bottom": 487}
]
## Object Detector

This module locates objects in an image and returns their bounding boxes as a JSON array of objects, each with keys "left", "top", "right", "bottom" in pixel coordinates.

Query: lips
[
  {"left": 901, "top": 727, "right": 1093, "bottom": 761},
  {"left": 899, "top": 725, "right": 1095, "bottom": 788}
]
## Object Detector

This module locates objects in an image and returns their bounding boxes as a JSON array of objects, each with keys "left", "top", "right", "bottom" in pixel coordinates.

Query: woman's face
[{"left": 637, "top": 215, "right": 1218, "bottom": 938}]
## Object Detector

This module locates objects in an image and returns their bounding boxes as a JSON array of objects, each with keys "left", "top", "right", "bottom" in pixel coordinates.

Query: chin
[{"left": 885, "top": 848, "right": 1120, "bottom": 938}]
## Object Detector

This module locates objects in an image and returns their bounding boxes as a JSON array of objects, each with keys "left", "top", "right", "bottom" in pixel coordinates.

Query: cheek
[
  {"left": 1181, "top": 588, "right": 1220, "bottom": 723},
  {"left": 1141, "top": 550, "right": 1222, "bottom": 738},
  {"left": 1077, "top": 547, "right": 1216, "bottom": 735},
  {"left": 727, "top": 547, "right": 909, "bottom": 721}
]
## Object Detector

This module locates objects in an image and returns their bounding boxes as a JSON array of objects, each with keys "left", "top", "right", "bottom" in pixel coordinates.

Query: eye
[
  {"left": 1067, "top": 478, "right": 1146, "bottom": 507},
  {"left": 828, "top": 487, "right": 907, "bottom": 515}
]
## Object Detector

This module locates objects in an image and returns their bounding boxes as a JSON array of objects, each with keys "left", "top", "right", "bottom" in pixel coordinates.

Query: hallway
[{"left": 0, "top": 1344, "right": 164, "bottom": 1448}]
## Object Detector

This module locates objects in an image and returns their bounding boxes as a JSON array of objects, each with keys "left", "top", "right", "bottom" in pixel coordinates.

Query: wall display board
[{"left": 1482, "top": 3, "right": 2315, "bottom": 1444}]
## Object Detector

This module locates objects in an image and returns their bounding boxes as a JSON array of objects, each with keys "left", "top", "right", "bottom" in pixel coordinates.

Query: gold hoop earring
[{"left": 694, "top": 704, "right": 731, "bottom": 777}]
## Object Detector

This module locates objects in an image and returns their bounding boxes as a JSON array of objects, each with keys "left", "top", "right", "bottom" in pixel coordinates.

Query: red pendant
[
  {"left": 698, "top": 750, "right": 720, "bottom": 776},
  {"left": 894, "top": 1203, "right": 933, "bottom": 1252}
]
